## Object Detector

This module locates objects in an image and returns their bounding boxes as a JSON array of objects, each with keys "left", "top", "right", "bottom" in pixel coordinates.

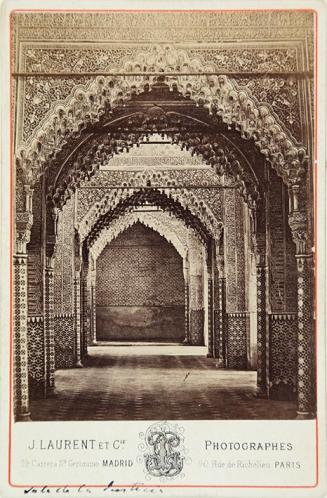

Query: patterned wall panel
[
  {"left": 285, "top": 221, "right": 298, "bottom": 312},
  {"left": 54, "top": 314, "right": 75, "bottom": 369},
  {"left": 269, "top": 172, "right": 297, "bottom": 313},
  {"left": 235, "top": 193, "right": 246, "bottom": 311},
  {"left": 190, "top": 309, "right": 205, "bottom": 346},
  {"left": 224, "top": 190, "right": 237, "bottom": 312},
  {"left": 62, "top": 198, "right": 74, "bottom": 314},
  {"left": 54, "top": 197, "right": 75, "bottom": 316},
  {"left": 226, "top": 313, "right": 248, "bottom": 370},
  {"left": 27, "top": 316, "right": 44, "bottom": 398},
  {"left": 269, "top": 313, "right": 297, "bottom": 400},
  {"left": 224, "top": 189, "right": 246, "bottom": 313},
  {"left": 96, "top": 223, "right": 185, "bottom": 341},
  {"left": 27, "top": 180, "right": 43, "bottom": 316},
  {"left": 96, "top": 223, "right": 184, "bottom": 307}
]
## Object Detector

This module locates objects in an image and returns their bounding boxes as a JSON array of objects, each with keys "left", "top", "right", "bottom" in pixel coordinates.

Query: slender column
[
  {"left": 44, "top": 255, "right": 55, "bottom": 395},
  {"left": 207, "top": 274, "right": 213, "bottom": 356},
  {"left": 256, "top": 253, "right": 268, "bottom": 398},
  {"left": 183, "top": 255, "right": 190, "bottom": 344},
  {"left": 13, "top": 253, "right": 31, "bottom": 420},
  {"left": 295, "top": 254, "right": 314, "bottom": 417},
  {"left": 90, "top": 283, "right": 97, "bottom": 345},
  {"left": 207, "top": 242, "right": 214, "bottom": 358},
  {"left": 73, "top": 231, "right": 83, "bottom": 367},
  {"left": 73, "top": 270, "right": 83, "bottom": 367},
  {"left": 80, "top": 260, "right": 89, "bottom": 359},
  {"left": 14, "top": 201, "right": 34, "bottom": 420},
  {"left": 215, "top": 254, "right": 226, "bottom": 366},
  {"left": 289, "top": 203, "right": 314, "bottom": 418}
]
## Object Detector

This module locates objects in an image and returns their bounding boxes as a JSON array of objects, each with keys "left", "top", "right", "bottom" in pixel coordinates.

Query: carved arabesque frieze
[
  {"left": 12, "top": 11, "right": 313, "bottom": 45},
  {"left": 19, "top": 45, "right": 304, "bottom": 142},
  {"left": 15, "top": 45, "right": 308, "bottom": 191}
]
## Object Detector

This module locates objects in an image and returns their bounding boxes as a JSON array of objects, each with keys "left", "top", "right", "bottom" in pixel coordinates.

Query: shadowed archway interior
[{"left": 95, "top": 222, "right": 186, "bottom": 343}]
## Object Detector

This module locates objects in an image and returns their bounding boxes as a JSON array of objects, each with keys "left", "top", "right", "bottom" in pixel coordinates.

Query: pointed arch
[{"left": 88, "top": 210, "right": 203, "bottom": 264}]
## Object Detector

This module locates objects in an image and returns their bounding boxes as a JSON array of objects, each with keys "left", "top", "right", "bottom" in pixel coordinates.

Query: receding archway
[{"left": 95, "top": 222, "right": 186, "bottom": 343}]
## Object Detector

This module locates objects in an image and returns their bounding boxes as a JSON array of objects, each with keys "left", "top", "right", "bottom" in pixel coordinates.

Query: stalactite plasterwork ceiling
[
  {"left": 15, "top": 44, "right": 309, "bottom": 189},
  {"left": 77, "top": 173, "right": 222, "bottom": 243},
  {"left": 76, "top": 169, "right": 223, "bottom": 224}
]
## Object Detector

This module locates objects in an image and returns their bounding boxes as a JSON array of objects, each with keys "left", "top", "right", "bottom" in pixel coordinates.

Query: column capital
[
  {"left": 255, "top": 252, "right": 266, "bottom": 267},
  {"left": 288, "top": 210, "right": 308, "bottom": 255},
  {"left": 215, "top": 254, "right": 224, "bottom": 276},
  {"left": 16, "top": 211, "right": 33, "bottom": 254}
]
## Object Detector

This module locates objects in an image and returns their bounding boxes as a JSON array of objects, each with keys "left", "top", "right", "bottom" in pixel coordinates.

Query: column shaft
[
  {"left": 80, "top": 263, "right": 89, "bottom": 359},
  {"left": 13, "top": 255, "right": 31, "bottom": 420},
  {"left": 256, "top": 264, "right": 268, "bottom": 398},
  {"left": 216, "top": 277, "right": 226, "bottom": 365},
  {"left": 74, "top": 273, "right": 83, "bottom": 367},
  {"left": 296, "top": 255, "right": 314, "bottom": 417},
  {"left": 90, "top": 284, "right": 97, "bottom": 345},
  {"left": 207, "top": 275, "right": 214, "bottom": 357},
  {"left": 44, "top": 259, "right": 55, "bottom": 395},
  {"left": 184, "top": 282, "right": 190, "bottom": 343}
]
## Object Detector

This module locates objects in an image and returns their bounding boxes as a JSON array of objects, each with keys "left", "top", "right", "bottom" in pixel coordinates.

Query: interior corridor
[{"left": 29, "top": 346, "right": 297, "bottom": 421}]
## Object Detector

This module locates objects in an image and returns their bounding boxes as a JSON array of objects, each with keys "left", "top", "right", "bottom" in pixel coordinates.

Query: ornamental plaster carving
[
  {"left": 12, "top": 11, "right": 314, "bottom": 45},
  {"left": 16, "top": 212, "right": 33, "bottom": 253},
  {"left": 16, "top": 45, "right": 308, "bottom": 189},
  {"left": 46, "top": 127, "right": 259, "bottom": 211},
  {"left": 75, "top": 168, "right": 223, "bottom": 224},
  {"left": 288, "top": 210, "right": 309, "bottom": 255},
  {"left": 78, "top": 181, "right": 222, "bottom": 244},
  {"left": 19, "top": 47, "right": 303, "bottom": 142},
  {"left": 88, "top": 210, "right": 199, "bottom": 261},
  {"left": 23, "top": 47, "right": 298, "bottom": 75}
]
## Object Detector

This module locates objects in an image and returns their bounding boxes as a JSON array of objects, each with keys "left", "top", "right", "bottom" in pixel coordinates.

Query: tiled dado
[
  {"left": 54, "top": 313, "right": 74, "bottom": 369},
  {"left": 269, "top": 313, "right": 297, "bottom": 401},
  {"left": 226, "top": 312, "right": 249, "bottom": 370},
  {"left": 189, "top": 309, "right": 204, "bottom": 346},
  {"left": 27, "top": 316, "right": 44, "bottom": 398}
]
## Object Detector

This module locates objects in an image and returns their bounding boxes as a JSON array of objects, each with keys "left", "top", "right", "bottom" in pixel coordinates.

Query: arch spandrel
[{"left": 16, "top": 45, "right": 308, "bottom": 190}]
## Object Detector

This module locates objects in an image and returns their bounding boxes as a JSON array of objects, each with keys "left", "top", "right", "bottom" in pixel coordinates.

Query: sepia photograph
[{"left": 11, "top": 9, "right": 316, "bottom": 425}]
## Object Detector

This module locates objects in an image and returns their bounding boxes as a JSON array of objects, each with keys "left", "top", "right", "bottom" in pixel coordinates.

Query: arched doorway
[{"left": 95, "top": 222, "right": 186, "bottom": 343}]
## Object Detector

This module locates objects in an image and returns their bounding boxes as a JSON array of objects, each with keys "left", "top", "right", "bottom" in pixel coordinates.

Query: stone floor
[{"left": 30, "top": 345, "right": 297, "bottom": 421}]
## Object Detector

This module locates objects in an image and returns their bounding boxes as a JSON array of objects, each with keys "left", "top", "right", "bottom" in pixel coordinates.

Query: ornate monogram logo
[{"left": 138, "top": 422, "right": 187, "bottom": 480}]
